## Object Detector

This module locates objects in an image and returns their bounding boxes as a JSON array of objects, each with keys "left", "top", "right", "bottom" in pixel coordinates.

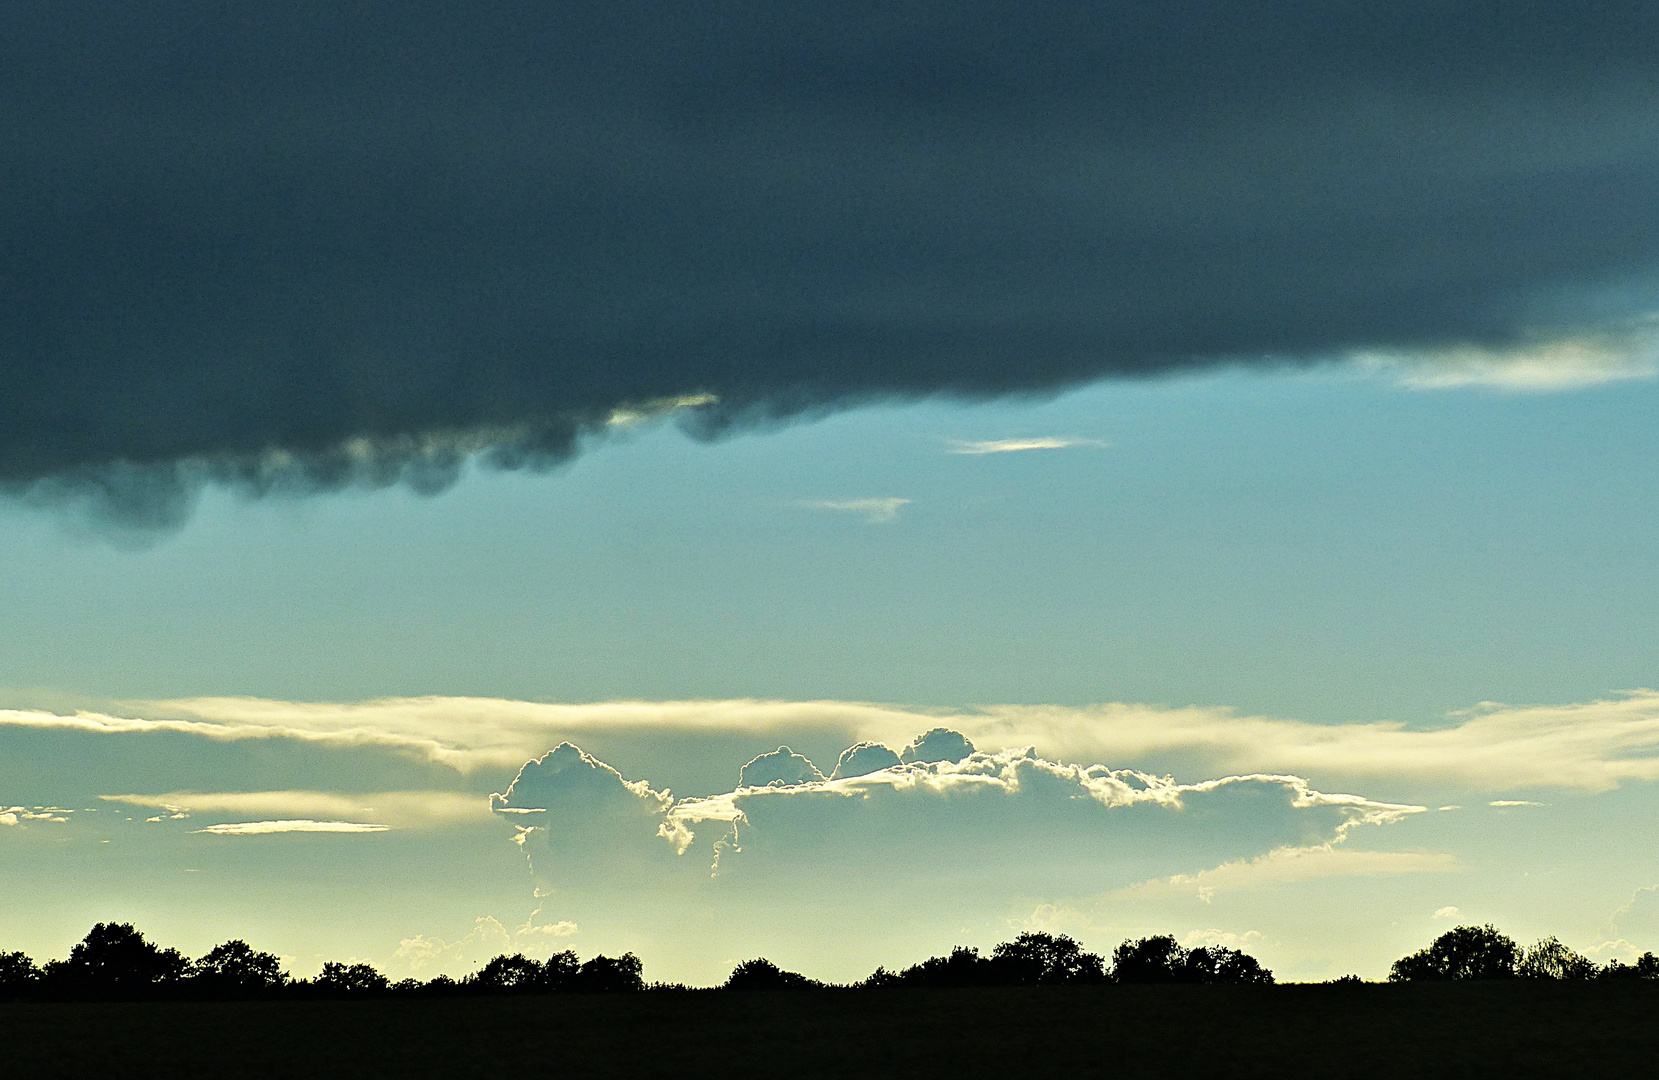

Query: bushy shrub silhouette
[
  {"left": 571, "top": 953, "right": 643, "bottom": 992},
  {"left": 725, "top": 958, "right": 819, "bottom": 990},
  {"left": 0, "top": 951, "right": 39, "bottom": 998},
  {"left": 991, "top": 932, "right": 1107, "bottom": 985},
  {"left": 865, "top": 945, "right": 998, "bottom": 988},
  {"left": 1389, "top": 925, "right": 1518, "bottom": 981},
  {"left": 314, "top": 961, "right": 390, "bottom": 994}
]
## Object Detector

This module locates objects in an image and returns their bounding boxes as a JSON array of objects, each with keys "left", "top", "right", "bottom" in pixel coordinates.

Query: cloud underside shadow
[{"left": 4, "top": 2, "right": 1659, "bottom": 525}]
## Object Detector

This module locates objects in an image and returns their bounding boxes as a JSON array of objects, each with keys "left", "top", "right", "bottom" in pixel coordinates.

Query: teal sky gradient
[
  {"left": 3, "top": 365, "right": 1656, "bottom": 722},
  {"left": 4, "top": 364, "right": 1659, "bottom": 983}
]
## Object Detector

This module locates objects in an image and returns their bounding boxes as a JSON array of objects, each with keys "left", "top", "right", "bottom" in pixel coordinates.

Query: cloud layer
[
  {"left": 5, "top": 2, "right": 1659, "bottom": 522},
  {"left": 12, "top": 688, "right": 1659, "bottom": 792}
]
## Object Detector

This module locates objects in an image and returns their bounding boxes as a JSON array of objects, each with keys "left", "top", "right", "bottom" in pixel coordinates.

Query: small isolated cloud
[
  {"left": 518, "top": 920, "right": 578, "bottom": 940},
  {"left": 946, "top": 437, "right": 1108, "bottom": 455},
  {"left": 796, "top": 498, "right": 911, "bottom": 524},
  {"left": 1358, "top": 333, "right": 1659, "bottom": 392},
  {"left": 1489, "top": 800, "right": 1545, "bottom": 808},
  {"left": 0, "top": 806, "right": 72, "bottom": 825},
  {"left": 1610, "top": 885, "right": 1659, "bottom": 939},
  {"left": 193, "top": 819, "right": 391, "bottom": 835},
  {"left": 1182, "top": 928, "right": 1263, "bottom": 950},
  {"left": 1434, "top": 906, "right": 1461, "bottom": 919}
]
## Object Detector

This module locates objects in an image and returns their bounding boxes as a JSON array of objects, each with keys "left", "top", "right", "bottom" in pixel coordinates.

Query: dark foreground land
[{"left": 5, "top": 982, "right": 1655, "bottom": 1079}]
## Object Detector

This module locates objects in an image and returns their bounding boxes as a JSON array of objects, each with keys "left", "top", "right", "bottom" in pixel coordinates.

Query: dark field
[{"left": 5, "top": 982, "right": 1655, "bottom": 1079}]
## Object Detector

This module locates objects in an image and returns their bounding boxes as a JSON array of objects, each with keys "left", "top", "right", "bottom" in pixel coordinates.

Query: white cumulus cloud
[{"left": 487, "top": 733, "right": 1430, "bottom": 983}]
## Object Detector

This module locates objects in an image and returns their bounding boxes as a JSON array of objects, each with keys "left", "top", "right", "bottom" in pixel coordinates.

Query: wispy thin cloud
[
  {"left": 103, "top": 790, "right": 488, "bottom": 827},
  {"left": 946, "top": 436, "right": 1108, "bottom": 455},
  {"left": 1117, "top": 845, "right": 1459, "bottom": 902},
  {"left": 1489, "top": 799, "right": 1545, "bottom": 808},
  {"left": 193, "top": 819, "right": 391, "bottom": 835},
  {"left": 796, "top": 497, "right": 911, "bottom": 523}
]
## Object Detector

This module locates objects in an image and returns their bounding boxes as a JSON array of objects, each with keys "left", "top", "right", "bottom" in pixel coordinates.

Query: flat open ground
[{"left": 5, "top": 983, "right": 1653, "bottom": 1079}]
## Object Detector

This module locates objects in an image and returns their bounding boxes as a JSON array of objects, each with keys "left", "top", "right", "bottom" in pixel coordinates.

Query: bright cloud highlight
[{"left": 192, "top": 819, "right": 391, "bottom": 835}]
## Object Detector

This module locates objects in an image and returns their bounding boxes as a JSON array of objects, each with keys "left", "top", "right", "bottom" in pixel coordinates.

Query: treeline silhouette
[
  {"left": 2, "top": 921, "right": 1655, "bottom": 1002},
  {"left": 1387, "top": 924, "right": 1659, "bottom": 982}
]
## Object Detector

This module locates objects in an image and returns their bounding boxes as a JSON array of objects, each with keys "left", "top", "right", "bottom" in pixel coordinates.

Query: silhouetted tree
[
  {"left": 1600, "top": 952, "right": 1659, "bottom": 979},
  {"left": 543, "top": 950, "right": 579, "bottom": 990},
  {"left": 1111, "top": 935, "right": 1186, "bottom": 984},
  {"left": 0, "top": 951, "right": 39, "bottom": 998},
  {"left": 1518, "top": 937, "right": 1597, "bottom": 980},
  {"left": 1110, "top": 936, "right": 1273, "bottom": 984},
  {"left": 189, "top": 940, "right": 289, "bottom": 995},
  {"left": 571, "top": 952, "right": 643, "bottom": 992},
  {"left": 1389, "top": 925, "right": 1518, "bottom": 981},
  {"left": 991, "top": 932, "right": 1106, "bottom": 985},
  {"left": 41, "top": 923, "right": 188, "bottom": 998},
  {"left": 314, "top": 961, "right": 390, "bottom": 994},
  {"left": 725, "top": 958, "right": 819, "bottom": 990}
]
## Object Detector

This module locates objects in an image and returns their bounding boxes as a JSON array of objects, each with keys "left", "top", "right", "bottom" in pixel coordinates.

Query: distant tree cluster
[
  {"left": 858, "top": 932, "right": 1272, "bottom": 988},
  {"left": 9, "top": 921, "right": 1653, "bottom": 1001},
  {"left": 1388, "top": 924, "right": 1659, "bottom": 982},
  {"left": 0, "top": 923, "right": 644, "bottom": 1002}
]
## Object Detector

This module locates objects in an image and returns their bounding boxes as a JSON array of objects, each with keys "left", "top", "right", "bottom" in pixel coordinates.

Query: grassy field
[{"left": 5, "top": 982, "right": 1655, "bottom": 1078}]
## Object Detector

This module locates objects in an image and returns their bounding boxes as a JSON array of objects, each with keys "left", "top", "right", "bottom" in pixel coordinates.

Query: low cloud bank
[{"left": 485, "top": 732, "right": 1430, "bottom": 978}]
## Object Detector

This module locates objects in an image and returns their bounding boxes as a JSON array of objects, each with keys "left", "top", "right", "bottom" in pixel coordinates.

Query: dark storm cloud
[{"left": 6, "top": 1, "right": 1659, "bottom": 523}]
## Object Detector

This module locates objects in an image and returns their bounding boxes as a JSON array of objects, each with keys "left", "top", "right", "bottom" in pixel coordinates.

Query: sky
[{"left": 3, "top": 1, "right": 1659, "bottom": 984}]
